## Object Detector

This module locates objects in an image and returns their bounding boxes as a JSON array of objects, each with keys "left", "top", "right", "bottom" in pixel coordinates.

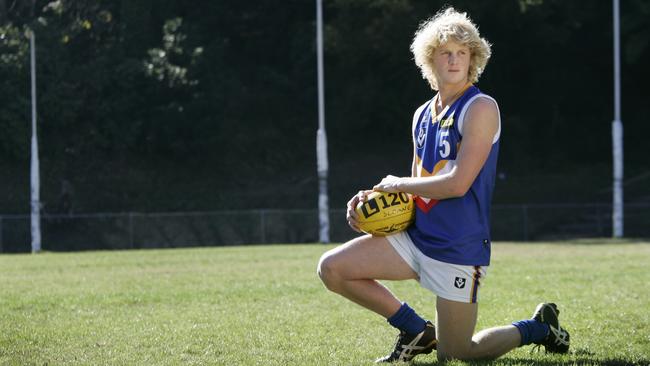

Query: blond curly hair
[{"left": 410, "top": 7, "right": 492, "bottom": 90}]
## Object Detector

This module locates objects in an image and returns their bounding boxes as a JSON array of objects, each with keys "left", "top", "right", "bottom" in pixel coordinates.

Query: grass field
[{"left": 1, "top": 240, "right": 649, "bottom": 365}]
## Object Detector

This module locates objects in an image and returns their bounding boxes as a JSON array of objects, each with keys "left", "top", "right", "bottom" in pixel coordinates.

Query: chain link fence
[{"left": 1, "top": 203, "right": 649, "bottom": 253}]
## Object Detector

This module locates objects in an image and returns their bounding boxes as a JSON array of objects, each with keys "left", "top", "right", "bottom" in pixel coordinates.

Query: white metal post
[
  {"left": 29, "top": 30, "right": 42, "bottom": 253},
  {"left": 316, "top": 0, "right": 330, "bottom": 243},
  {"left": 612, "top": 0, "right": 624, "bottom": 238}
]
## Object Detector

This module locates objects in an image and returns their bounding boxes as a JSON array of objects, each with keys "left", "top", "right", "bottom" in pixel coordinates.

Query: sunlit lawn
[{"left": 1, "top": 240, "right": 649, "bottom": 365}]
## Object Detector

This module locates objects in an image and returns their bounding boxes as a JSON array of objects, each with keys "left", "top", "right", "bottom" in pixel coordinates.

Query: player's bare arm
[{"left": 374, "top": 97, "right": 498, "bottom": 198}]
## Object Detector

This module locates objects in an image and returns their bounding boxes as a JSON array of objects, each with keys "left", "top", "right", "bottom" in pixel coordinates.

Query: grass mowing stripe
[{"left": 1, "top": 241, "right": 649, "bottom": 365}]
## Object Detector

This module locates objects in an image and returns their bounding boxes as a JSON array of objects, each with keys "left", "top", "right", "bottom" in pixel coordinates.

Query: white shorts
[{"left": 386, "top": 231, "right": 487, "bottom": 303}]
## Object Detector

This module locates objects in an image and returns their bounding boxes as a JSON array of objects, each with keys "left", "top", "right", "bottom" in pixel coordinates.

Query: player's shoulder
[
  {"left": 461, "top": 89, "right": 499, "bottom": 120},
  {"left": 458, "top": 91, "right": 501, "bottom": 140},
  {"left": 466, "top": 95, "right": 498, "bottom": 115}
]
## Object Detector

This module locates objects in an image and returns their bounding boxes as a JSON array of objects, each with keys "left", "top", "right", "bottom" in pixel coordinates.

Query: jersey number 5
[{"left": 439, "top": 130, "right": 450, "bottom": 158}]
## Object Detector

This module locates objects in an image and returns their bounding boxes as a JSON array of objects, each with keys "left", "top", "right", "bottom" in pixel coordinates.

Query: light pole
[
  {"left": 316, "top": 0, "right": 330, "bottom": 243},
  {"left": 612, "top": 0, "right": 623, "bottom": 238},
  {"left": 29, "top": 29, "right": 42, "bottom": 252}
]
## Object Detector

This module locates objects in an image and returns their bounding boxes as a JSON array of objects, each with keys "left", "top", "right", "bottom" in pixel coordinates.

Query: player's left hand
[{"left": 373, "top": 175, "right": 402, "bottom": 193}]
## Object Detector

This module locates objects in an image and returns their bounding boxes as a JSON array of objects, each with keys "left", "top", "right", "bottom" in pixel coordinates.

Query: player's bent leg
[
  {"left": 317, "top": 234, "right": 436, "bottom": 363},
  {"left": 435, "top": 296, "right": 478, "bottom": 360},
  {"left": 435, "top": 297, "right": 520, "bottom": 361},
  {"left": 465, "top": 325, "right": 522, "bottom": 360},
  {"left": 317, "top": 234, "right": 418, "bottom": 317}
]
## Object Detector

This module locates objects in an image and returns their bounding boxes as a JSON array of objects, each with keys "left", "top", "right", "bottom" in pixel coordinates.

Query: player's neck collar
[{"left": 433, "top": 82, "right": 472, "bottom": 117}]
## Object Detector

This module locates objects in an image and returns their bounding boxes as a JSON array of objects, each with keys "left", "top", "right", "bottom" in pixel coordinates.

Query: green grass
[{"left": 1, "top": 240, "right": 649, "bottom": 365}]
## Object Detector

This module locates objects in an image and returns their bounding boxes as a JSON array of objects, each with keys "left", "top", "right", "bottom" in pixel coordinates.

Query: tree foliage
[{"left": 1, "top": 0, "right": 648, "bottom": 212}]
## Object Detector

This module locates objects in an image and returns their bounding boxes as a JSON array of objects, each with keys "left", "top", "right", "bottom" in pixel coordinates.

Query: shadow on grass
[
  {"left": 413, "top": 359, "right": 650, "bottom": 366},
  {"left": 412, "top": 352, "right": 650, "bottom": 366}
]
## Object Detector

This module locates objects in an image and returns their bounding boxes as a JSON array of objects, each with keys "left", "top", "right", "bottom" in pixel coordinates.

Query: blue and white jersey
[{"left": 406, "top": 85, "right": 501, "bottom": 266}]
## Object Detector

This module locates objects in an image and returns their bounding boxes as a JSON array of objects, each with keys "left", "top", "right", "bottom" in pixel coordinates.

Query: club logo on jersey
[
  {"left": 416, "top": 120, "right": 428, "bottom": 149},
  {"left": 454, "top": 277, "right": 466, "bottom": 289}
]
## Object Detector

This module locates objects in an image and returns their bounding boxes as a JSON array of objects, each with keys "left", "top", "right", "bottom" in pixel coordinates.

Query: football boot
[
  {"left": 375, "top": 321, "right": 437, "bottom": 363},
  {"left": 532, "top": 302, "right": 570, "bottom": 353}
]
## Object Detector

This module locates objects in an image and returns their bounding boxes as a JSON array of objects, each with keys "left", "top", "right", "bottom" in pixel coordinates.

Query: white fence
[{"left": 1, "top": 203, "right": 649, "bottom": 252}]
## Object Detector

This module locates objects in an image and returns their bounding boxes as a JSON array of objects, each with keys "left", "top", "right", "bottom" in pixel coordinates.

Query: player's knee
[{"left": 317, "top": 252, "right": 342, "bottom": 292}]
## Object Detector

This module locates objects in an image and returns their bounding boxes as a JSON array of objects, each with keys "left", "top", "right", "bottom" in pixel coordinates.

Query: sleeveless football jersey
[{"left": 406, "top": 85, "right": 500, "bottom": 266}]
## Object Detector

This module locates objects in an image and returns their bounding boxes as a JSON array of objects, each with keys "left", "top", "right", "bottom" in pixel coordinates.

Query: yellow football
[{"left": 355, "top": 191, "right": 415, "bottom": 236}]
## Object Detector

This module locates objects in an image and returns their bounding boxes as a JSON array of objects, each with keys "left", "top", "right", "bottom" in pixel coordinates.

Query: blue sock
[
  {"left": 512, "top": 319, "right": 550, "bottom": 346},
  {"left": 387, "top": 303, "right": 426, "bottom": 335}
]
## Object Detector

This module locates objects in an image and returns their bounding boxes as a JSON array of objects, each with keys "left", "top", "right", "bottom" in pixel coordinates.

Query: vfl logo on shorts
[{"left": 454, "top": 277, "right": 466, "bottom": 289}]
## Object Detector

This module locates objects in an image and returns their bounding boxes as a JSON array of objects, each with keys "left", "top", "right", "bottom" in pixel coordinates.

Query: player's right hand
[{"left": 346, "top": 190, "right": 373, "bottom": 233}]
